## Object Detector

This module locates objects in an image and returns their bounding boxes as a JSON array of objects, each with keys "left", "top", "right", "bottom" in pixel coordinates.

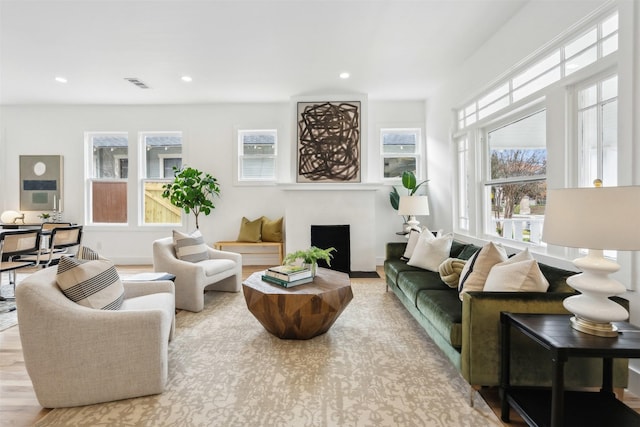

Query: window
[
  {"left": 484, "top": 109, "right": 547, "bottom": 244},
  {"left": 381, "top": 128, "right": 421, "bottom": 179},
  {"left": 140, "top": 132, "right": 182, "bottom": 225},
  {"left": 457, "top": 11, "right": 618, "bottom": 130},
  {"left": 456, "top": 135, "right": 470, "bottom": 230},
  {"left": 238, "top": 130, "right": 277, "bottom": 181},
  {"left": 86, "top": 133, "right": 128, "bottom": 224},
  {"left": 577, "top": 74, "right": 618, "bottom": 188}
]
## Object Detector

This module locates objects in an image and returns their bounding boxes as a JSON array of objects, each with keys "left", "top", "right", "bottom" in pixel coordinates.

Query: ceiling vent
[{"left": 124, "top": 77, "right": 150, "bottom": 89}]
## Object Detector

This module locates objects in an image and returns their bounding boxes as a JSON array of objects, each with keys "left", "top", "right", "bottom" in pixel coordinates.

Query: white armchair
[
  {"left": 153, "top": 237, "right": 242, "bottom": 312},
  {"left": 16, "top": 267, "right": 175, "bottom": 408}
]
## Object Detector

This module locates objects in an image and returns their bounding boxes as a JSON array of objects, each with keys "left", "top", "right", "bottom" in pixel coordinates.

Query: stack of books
[{"left": 262, "top": 265, "right": 313, "bottom": 288}]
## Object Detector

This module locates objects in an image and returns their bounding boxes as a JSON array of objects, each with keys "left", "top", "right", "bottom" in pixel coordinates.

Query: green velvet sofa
[{"left": 384, "top": 240, "right": 628, "bottom": 390}]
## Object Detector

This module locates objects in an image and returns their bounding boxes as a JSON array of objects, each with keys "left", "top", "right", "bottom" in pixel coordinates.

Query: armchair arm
[
  {"left": 123, "top": 280, "right": 175, "bottom": 299},
  {"left": 206, "top": 246, "right": 242, "bottom": 264},
  {"left": 386, "top": 242, "right": 407, "bottom": 260},
  {"left": 461, "top": 291, "right": 628, "bottom": 388},
  {"left": 461, "top": 291, "right": 571, "bottom": 386}
]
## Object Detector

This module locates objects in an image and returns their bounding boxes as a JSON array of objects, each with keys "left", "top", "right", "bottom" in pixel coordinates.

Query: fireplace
[
  {"left": 283, "top": 188, "right": 377, "bottom": 273},
  {"left": 311, "top": 225, "right": 350, "bottom": 274}
]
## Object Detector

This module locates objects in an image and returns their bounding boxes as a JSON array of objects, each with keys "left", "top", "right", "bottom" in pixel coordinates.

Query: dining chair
[
  {"left": 17, "top": 225, "right": 83, "bottom": 269},
  {"left": 0, "top": 229, "right": 41, "bottom": 301}
]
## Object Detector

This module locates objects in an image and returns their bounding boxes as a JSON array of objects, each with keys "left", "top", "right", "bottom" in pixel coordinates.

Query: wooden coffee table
[{"left": 242, "top": 267, "right": 353, "bottom": 339}]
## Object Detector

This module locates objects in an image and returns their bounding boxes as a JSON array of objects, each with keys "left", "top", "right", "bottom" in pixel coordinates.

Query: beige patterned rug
[{"left": 36, "top": 280, "right": 500, "bottom": 427}]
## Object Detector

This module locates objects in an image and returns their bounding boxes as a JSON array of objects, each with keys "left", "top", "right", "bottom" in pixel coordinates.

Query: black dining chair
[{"left": 0, "top": 229, "right": 41, "bottom": 301}]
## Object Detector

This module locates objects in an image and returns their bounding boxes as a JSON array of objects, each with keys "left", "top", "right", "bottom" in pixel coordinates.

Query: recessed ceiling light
[
  {"left": 339, "top": 72, "right": 350, "bottom": 79},
  {"left": 181, "top": 75, "right": 193, "bottom": 82},
  {"left": 54, "top": 76, "right": 68, "bottom": 83}
]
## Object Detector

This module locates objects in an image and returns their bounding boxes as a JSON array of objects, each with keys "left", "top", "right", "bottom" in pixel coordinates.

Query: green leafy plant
[
  {"left": 37, "top": 213, "right": 51, "bottom": 221},
  {"left": 162, "top": 166, "right": 220, "bottom": 229},
  {"left": 389, "top": 171, "right": 429, "bottom": 220},
  {"left": 283, "top": 246, "right": 336, "bottom": 267}
]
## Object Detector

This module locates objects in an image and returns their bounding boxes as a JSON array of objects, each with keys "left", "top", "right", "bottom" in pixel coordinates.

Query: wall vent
[{"left": 124, "top": 77, "right": 150, "bottom": 89}]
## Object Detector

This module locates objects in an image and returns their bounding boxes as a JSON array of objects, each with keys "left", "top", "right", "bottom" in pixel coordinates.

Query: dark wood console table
[{"left": 500, "top": 312, "right": 640, "bottom": 427}]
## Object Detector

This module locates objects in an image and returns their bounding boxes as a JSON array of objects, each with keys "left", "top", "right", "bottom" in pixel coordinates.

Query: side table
[{"left": 500, "top": 312, "right": 640, "bottom": 426}]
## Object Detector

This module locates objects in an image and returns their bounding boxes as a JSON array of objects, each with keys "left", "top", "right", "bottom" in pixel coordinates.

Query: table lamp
[
  {"left": 398, "top": 195, "right": 429, "bottom": 231},
  {"left": 542, "top": 186, "right": 640, "bottom": 337}
]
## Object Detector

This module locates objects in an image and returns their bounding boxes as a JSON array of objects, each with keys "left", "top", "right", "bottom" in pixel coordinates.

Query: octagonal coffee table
[{"left": 242, "top": 267, "right": 353, "bottom": 340}]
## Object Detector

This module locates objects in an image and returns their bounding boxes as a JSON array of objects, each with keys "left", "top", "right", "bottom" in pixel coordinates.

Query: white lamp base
[
  {"left": 563, "top": 249, "right": 628, "bottom": 337},
  {"left": 406, "top": 215, "right": 421, "bottom": 232}
]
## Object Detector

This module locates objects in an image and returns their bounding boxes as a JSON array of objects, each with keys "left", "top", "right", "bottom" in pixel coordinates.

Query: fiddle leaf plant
[
  {"left": 162, "top": 166, "right": 220, "bottom": 229},
  {"left": 389, "top": 171, "right": 429, "bottom": 222}
]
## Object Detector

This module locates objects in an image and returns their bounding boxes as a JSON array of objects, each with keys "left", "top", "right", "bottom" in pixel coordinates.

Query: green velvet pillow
[
  {"left": 261, "top": 216, "right": 283, "bottom": 242},
  {"left": 237, "top": 217, "right": 262, "bottom": 242}
]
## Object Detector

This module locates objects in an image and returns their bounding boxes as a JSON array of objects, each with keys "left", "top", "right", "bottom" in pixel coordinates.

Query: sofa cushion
[
  {"left": 449, "top": 240, "right": 469, "bottom": 259},
  {"left": 56, "top": 256, "right": 124, "bottom": 310},
  {"left": 198, "top": 259, "right": 237, "bottom": 276},
  {"left": 397, "top": 270, "right": 449, "bottom": 304},
  {"left": 539, "top": 263, "right": 577, "bottom": 293},
  {"left": 384, "top": 259, "right": 425, "bottom": 284},
  {"left": 458, "top": 242, "right": 507, "bottom": 300},
  {"left": 173, "top": 229, "right": 209, "bottom": 263},
  {"left": 407, "top": 233, "right": 453, "bottom": 272},
  {"left": 237, "top": 216, "right": 262, "bottom": 242},
  {"left": 416, "top": 290, "right": 463, "bottom": 348},
  {"left": 120, "top": 292, "right": 174, "bottom": 328},
  {"left": 457, "top": 244, "right": 482, "bottom": 261}
]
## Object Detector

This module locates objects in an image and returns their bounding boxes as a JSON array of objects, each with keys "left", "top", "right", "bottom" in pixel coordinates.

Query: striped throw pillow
[
  {"left": 173, "top": 229, "right": 209, "bottom": 263},
  {"left": 78, "top": 246, "right": 101, "bottom": 260},
  {"left": 56, "top": 256, "right": 124, "bottom": 310}
]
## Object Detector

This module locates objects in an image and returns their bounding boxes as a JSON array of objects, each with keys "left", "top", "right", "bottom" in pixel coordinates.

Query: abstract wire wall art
[{"left": 297, "top": 101, "right": 361, "bottom": 183}]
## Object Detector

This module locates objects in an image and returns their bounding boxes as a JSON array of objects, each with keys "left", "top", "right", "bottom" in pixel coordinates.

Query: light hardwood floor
[{"left": 1, "top": 265, "right": 639, "bottom": 426}]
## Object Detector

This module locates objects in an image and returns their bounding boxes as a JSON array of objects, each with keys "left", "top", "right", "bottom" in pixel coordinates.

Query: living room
[{"left": 2, "top": 0, "right": 640, "bottom": 425}]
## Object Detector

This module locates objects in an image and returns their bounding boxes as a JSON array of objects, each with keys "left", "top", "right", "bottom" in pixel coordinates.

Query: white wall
[{"left": 0, "top": 100, "right": 425, "bottom": 266}]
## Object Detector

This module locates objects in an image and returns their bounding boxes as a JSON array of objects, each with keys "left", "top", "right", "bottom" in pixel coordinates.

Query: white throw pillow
[
  {"left": 407, "top": 232, "right": 453, "bottom": 272},
  {"left": 56, "top": 256, "right": 124, "bottom": 310},
  {"left": 173, "top": 229, "right": 209, "bottom": 263},
  {"left": 484, "top": 257, "right": 550, "bottom": 292},
  {"left": 458, "top": 241, "right": 507, "bottom": 300},
  {"left": 402, "top": 229, "right": 426, "bottom": 260}
]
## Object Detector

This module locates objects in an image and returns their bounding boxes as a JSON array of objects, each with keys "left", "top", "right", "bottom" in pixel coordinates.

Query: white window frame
[
  {"left": 456, "top": 9, "right": 618, "bottom": 131},
  {"left": 380, "top": 127, "right": 423, "bottom": 182},
  {"left": 237, "top": 129, "right": 277, "bottom": 183},
  {"left": 139, "top": 131, "right": 183, "bottom": 227},
  {"left": 84, "top": 131, "right": 129, "bottom": 225},
  {"left": 574, "top": 72, "right": 618, "bottom": 188},
  {"left": 481, "top": 105, "right": 547, "bottom": 245}
]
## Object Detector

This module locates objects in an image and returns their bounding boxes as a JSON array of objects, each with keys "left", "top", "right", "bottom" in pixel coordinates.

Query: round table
[{"left": 242, "top": 267, "right": 353, "bottom": 339}]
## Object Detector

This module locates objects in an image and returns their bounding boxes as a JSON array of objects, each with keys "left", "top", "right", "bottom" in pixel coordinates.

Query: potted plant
[
  {"left": 162, "top": 166, "right": 220, "bottom": 229},
  {"left": 282, "top": 246, "right": 336, "bottom": 277},
  {"left": 389, "top": 171, "right": 429, "bottom": 228},
  {"left": 38, "top": 213, "right": 51, "bottom": 222}
]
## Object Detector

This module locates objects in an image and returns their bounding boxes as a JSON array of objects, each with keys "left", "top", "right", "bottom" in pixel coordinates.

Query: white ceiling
[{"left": 0, "top": 0, "right": 529, "bottom": 105}]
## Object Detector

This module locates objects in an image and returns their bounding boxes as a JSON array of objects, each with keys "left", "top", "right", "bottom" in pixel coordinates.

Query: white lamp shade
[
  {"left": 398, "top": 196, "right": 430, "bottom": 216},
  {"left": 542, "top": 186, "right": 640, "bottom": 251}
]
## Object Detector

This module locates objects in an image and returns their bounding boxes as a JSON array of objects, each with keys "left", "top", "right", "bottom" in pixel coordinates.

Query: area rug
[
  {"left": 36, "top": 280, "right": 500, "bottom": 427},
  {"left": 0, "top": 284, "right": 18, "bottom": 332}
]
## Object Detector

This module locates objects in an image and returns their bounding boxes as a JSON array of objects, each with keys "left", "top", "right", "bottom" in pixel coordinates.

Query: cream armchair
[
  {"left": 16, "top": 267, "right": 175, "bottom": 408},
  {"left": 153, "top": 237, "right": 242, "bottom": 312}
]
